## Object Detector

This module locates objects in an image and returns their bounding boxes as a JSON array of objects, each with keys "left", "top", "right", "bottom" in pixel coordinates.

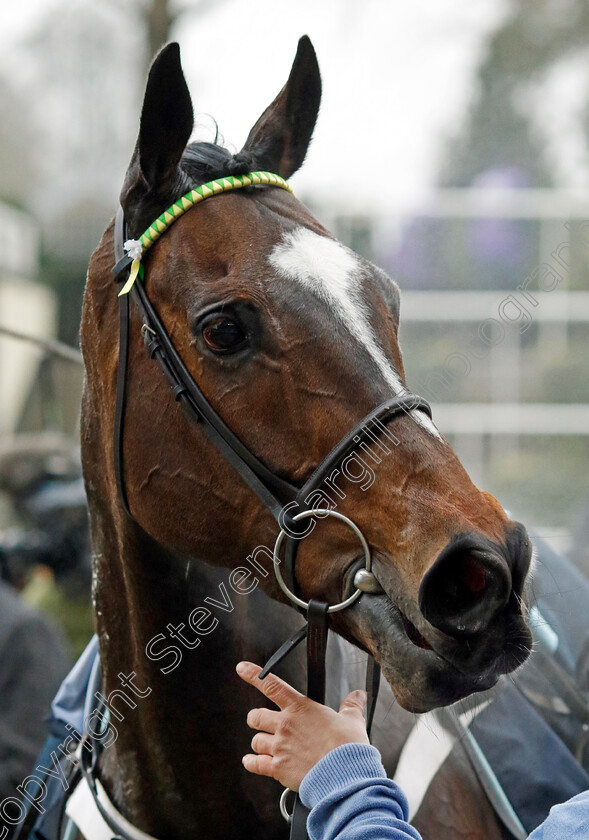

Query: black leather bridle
[{"left": 108, "top": 182, "right": 433, "bottom": 838}]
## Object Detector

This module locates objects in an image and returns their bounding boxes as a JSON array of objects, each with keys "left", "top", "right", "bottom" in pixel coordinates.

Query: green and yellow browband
[{"left": 119, "top": 170, "right": 292, "bottom": 295}]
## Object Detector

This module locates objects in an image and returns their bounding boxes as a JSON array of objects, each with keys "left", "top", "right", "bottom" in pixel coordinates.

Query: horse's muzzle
[{"left": 337, "top": 522, "right": 533, "bottom": 711}]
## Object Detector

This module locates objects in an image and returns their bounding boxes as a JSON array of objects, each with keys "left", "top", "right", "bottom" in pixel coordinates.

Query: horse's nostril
[
  {"left": 418, "top": 540, "right": 512, "bottom": 638},
  {"left": 432, "top": 553, "right": 488, "bottom": 620},
  {"left": 456, "top": 554, "right": 488, "bottom": 599}
]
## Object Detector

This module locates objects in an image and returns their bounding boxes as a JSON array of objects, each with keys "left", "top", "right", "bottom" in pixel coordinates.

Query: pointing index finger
[{"left": 236, "top": 661, "right": 303, "bottom": 710}]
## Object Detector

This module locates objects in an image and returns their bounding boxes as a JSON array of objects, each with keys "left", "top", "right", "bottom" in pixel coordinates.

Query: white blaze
[{"left": 269, "top": 228, "right": 440, "bottom": 438}]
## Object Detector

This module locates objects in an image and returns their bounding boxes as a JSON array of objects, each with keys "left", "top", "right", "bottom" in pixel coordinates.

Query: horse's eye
[{"left": 202, "top": 317, "right": 247, "bottom": 353}]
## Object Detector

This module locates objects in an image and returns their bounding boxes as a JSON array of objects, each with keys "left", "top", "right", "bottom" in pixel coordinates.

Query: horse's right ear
[{"left": 121, "top": 43, "right": 193, "bottom": 225}]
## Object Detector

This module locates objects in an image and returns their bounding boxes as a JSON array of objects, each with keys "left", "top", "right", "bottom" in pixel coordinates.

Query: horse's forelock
[
  {"left": 124, "top": 140, "right": 263, "bottom": 237},
  {"left": 181, "top": 141, "right": 258, "bottom": 184}
]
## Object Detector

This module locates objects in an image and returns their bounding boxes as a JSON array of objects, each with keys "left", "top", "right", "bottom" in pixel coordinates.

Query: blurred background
[{"left": 0, "top": 0, "right": 588, "bottom": 661}]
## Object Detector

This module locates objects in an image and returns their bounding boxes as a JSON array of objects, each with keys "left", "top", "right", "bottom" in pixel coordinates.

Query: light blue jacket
[{"left": 299, "top": 744, "right": 589, "bottom": 840}]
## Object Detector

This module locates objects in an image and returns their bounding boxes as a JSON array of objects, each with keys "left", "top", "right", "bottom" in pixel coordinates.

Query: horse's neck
[
  {"left": 92, "top": 524, "right": 413, "bottom": 839},
  {"left": 94, "top": 525, "right": 306, "bottom": 839}
]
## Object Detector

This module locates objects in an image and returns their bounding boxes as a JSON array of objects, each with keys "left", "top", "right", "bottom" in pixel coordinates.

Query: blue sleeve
[
  {"left": 298, "top": 743, "right": 423, "bottom": 840},
  {"left": 527, "top": 790, "right": 589, "bottom": 839}
]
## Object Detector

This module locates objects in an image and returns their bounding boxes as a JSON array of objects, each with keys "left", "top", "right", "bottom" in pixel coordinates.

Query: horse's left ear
[{"left": 239, "top": 36, "right": 321, "bottom": 179}]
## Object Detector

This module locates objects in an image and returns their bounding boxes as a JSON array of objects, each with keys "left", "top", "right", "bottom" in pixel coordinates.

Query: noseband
[{"left": 110, "top": 171, "right": 432, "bottom": 839}]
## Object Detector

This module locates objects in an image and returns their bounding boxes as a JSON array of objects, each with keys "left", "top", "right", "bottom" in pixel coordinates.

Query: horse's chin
[
  {"left": 338, "top": 590, "right": 531, "bottom": 714},
  {"left": 379, "top": 655, "right": 501, "bottom": 714}
]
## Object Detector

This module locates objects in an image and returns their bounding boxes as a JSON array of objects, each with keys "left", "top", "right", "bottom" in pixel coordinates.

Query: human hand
[{"left": 236, "top": 660, "right": 369, "bottom": 791}]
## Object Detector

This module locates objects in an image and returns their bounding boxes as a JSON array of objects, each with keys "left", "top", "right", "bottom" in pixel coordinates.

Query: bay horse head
[{"left": 82, "top": 38, "right": 532, "bottom": 718}]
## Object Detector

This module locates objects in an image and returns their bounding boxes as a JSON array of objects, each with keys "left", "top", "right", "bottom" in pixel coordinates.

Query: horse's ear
[
  {"left": 121, "top": 43, "right": 193, "bottom": 221},
  {"left": 138, "top": 42, "right": 193, "bottom": 187},
  {"left": 239, "top": 36, "right": 321, "bottom": 179}
]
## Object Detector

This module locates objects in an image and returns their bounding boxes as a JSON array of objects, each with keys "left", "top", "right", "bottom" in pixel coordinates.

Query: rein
[{"left": 101, "top": 171, "right": 433, "bottom": 839}]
